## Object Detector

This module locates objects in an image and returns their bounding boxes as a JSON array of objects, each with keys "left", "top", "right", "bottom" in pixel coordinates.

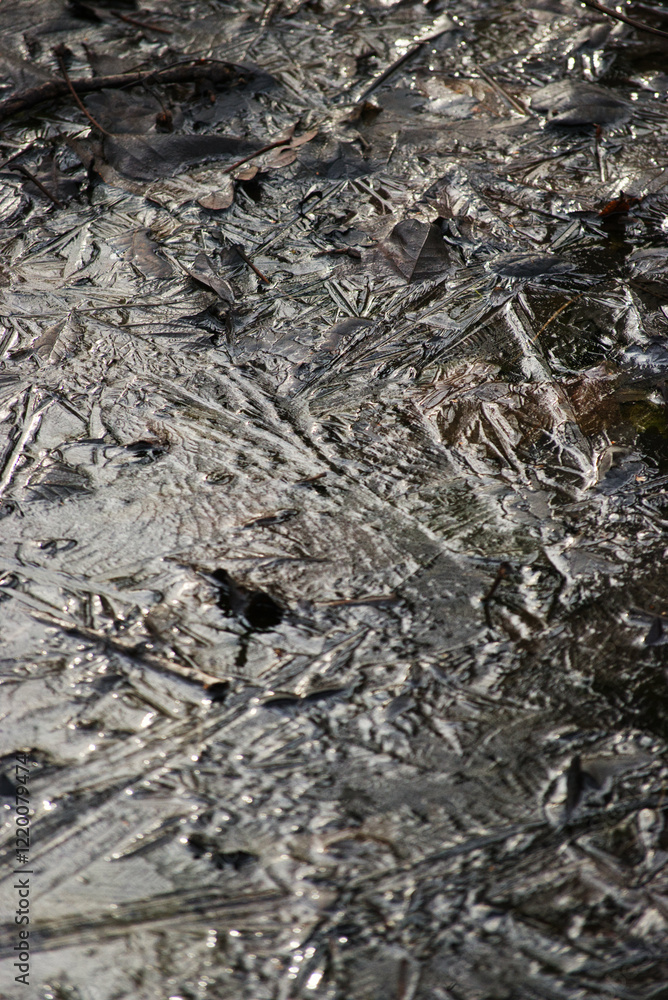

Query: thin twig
[
  {"left": 474, "top": 64, "right": 532, "bottom": 116},
  {"left": 222, "top": 136, "right": 292, "bottom": 174},
  {"left": 256, "top": 179, "right": 347, "bottom": 253},
  {"left": 9, "top": 164, "right": 64, "bottom": 207},
  {"left": 351, "top": 23, "right": 455, "bottom": 103},
  {"left": 483, "top": 562, "right": 512, "bottom": 603},
  {"left": 0, "top": 141, "right": 36, "bottom": 172},
  {"left": 27, "top": 606, "right": 228, "bottom": 689},
  {"left": 240, "top": 0, "right": 282, "bottom": 60},
  {"left": 595, "top": 125, "right": 606, "bottom": 183},
  {"left": 232, "top": 244, "right": 271, "bottom": 283},
  {"left": 528, "top": 295, "right": 582, "bottom": 347},
  {"left": 112, "top": 10, "right": 172, "bottom": 34},
  {"left": 0, "top": 61, "right": 250, "bottom": 122},
  {"left": 53, "top": 47, "right": 111, "bottom": 136},
  {"left": 580, "top": 0, "right": 668, "bottom": 40},
  {"left": 510, "top": 295, "right": 583, "bottom": 362}
]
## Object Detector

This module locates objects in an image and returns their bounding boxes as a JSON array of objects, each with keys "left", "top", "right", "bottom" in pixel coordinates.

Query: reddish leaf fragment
[{"left": 599, "top": 191, "right": 641, "bottom": 217}]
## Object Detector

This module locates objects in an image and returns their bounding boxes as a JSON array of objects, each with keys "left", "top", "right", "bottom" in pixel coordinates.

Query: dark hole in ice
[
  {"left": 206, "top": 681, "right": 230, "bottom": 702},
  {"left": 245, "top": 591, "right": 284, "bottom": 630},
  {"left": 238, "top": 176, "right": 262, "bottom": 202},
  {"left": 565, "top": 754, "right": 601, "bottom": 815},
  {"left": 212, "top": 568, "right": 284, "bottom": 630},
  {"left": 187, "top": 834, "right": 257, "bottom": 870}
]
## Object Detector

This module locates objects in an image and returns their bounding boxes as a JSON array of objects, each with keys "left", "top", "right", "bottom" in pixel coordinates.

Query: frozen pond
[{"left": 1, "top": 1, "right": 668, "bottom": 997}]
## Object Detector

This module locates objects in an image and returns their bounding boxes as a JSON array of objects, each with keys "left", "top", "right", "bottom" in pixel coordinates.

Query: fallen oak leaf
[
  {"left": 67, "top": 135, "right": 236, "bottom": 211},
  {"left": 145, "top": 169, "right": 234, "bottom": 211},
  {"left": 196, "top": 181, "right": 234, "bottom": 211}
]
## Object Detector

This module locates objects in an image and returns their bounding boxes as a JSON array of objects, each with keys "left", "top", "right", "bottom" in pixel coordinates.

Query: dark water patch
[{"left": 212, "top": 568, "right": 284, "bottom": 631}]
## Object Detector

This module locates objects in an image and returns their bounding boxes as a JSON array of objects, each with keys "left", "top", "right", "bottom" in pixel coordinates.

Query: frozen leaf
[
  {"left": 85, "top": 89, "right": 175, "bottom": 134},
  {"left": 103, "top": 133, "right": 260, "bottom": 180},
  {"left": 261, "top": 127, "right": 319, "bottom": 169},
  {"left": 490, "top": 253, "right": 574, "bottom": 279},
  {"left": 112, "top": 229, "right": 172, "bottom": 280},
  {"left": 196, "top": 180, "right": 234, "bottom": 211},
  {"left": 379, "top": 218, "right": 455, "bottom": 282},
  {"left": 82, "top": 44, "right": 137, "bottom": 78},
  {"left": 530, "top": 80, "right": 630, "bottom": 125},
  {"left": 599, "top": 192, "right": 641, "bottom": 217},
  {"left": 143, "top": 169, "right": 234, "bottom": 211},
  {"left": 31, "top": 317, "right": 80, "bottom": 363},
  {"left": 182, "top": 252, "right": 234, "bottom": 304}
]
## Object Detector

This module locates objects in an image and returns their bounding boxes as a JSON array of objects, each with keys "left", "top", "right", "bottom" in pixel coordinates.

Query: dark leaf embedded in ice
[
  {"left": 490, "top": 253, "right": 574, "bottom": 279},
  {"left": 82, "top": 44, "right": 137, "bottom": 78},
  {"left": 379, "top": 218, "right": 455, "bottom": 282},
  {"left": 85, "top": 90, "right": 176, "bottom": 135},
  {"left": 182, "top": 252, "right": 234, "bottom": 304},
  {"left": 112, "top": 228, "right": 172, "bottom": 279},
  {"left": 30, "top": 317, "right": 80, "bottom": 362},
  {"left": 103, "top": 133, "right": 259, "bottom": 179},
  {"left": 530, "top": 80, "right": 630, "bottom": 125}
]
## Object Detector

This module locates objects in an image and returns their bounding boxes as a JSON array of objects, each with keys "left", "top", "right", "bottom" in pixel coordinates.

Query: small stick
[
  {"left": 112, "top": 10, "right": 172, "bottom": 34},
  {"left": 528, "top": 295, "right": 582, "bottom": 347},
  {"left": 28, "top": 607, "right": 227, "bottom": 689},
  {"left": 53, "top": 47, "right": 111, "bottom": 136},
  {"left": 9, "top": 164, "right": 63, "bottom": 207},
  {"left": 352, "top": 23, "right": 454, "bottom": 103},
  {"left": 474, "top": 64, "right": 532, "bottom": 116},
  {"left": 595, "top": 124, "right": 606, "bottom": 183},
  {"left": 240, "top": 0, "right": 281, "bottom": 60},
  {"left": 316, "top": 594, "right": 397, "bottom": 607},
  {"left": 222, "top": 136, "right": 293, "bottom": 174},
  {"left": 580, "top": 0, "right": 668, "bottom": 40},
  {"left": 483, "top": 561, "right": 512, "bottom": 603},
  {"left": 0, "top": 389, "right": 44, "bottom": 495},
  {"left": 510, "top": 295, "right": 583, "bottom": 362},
  {"left": 0, "top": 61, "right": 245, "bottom": 122},
  {"left": 232, "top": 244, "right": 271, "bottom": 283}
]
